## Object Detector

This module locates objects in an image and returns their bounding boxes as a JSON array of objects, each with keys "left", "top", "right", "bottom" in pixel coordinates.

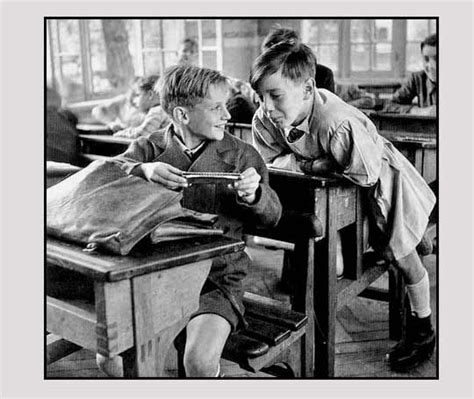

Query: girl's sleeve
[{"left": 329, "top": 119, "right": 384, "bottom": 187}]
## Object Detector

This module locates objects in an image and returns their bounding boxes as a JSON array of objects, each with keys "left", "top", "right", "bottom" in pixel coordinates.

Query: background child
[
  {"left": 101, "top": 65, "right": 282, "bottom": 377},
  {"left": 250, "top": 40, "right": 436, "bottom": 372},
  {"left": 112, "top": 74, "right": 170, "bottom": 138}
]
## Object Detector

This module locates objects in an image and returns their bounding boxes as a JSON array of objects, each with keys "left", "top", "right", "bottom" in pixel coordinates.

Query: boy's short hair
[
  {"left": 421, "top": 34, "right": 437, "bottom": 51},
  {"left": 157, "top": 65, "right": 228, "bottom": 116},
  {"left": 261, "top": 26, "right": 300, "bottom": 52},
  {"left": 250, "top": 41, "right": 316, "bottom": 93}
]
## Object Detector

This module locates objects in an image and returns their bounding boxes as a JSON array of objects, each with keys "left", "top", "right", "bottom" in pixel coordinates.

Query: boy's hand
[
  {"left": 232, "top": 167, "right": 261, "bottom": 204},
  {"left": 141, "top": 162, "right": 188, "bottom": 190},
  {"left": 300, "top": 155, "right": 337, "bottom": 175}
]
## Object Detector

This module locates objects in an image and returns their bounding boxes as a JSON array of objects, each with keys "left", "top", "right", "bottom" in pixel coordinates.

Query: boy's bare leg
[{"left": 183, "top": 314, "right": 231, "bottom": 377}]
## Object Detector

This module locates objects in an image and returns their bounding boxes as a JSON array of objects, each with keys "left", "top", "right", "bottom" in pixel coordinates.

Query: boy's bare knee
[
  {"left": 183, "top": 347, "right": 219, "bottom": 377},
  {"left": 96, "top": 353, "right": 123, "bottom": 377}
]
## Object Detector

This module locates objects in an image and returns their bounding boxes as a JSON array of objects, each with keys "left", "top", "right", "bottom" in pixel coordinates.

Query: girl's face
[
  {"left": 130, "top": 86, "right": 158, "bottom": 113},
  {"left": 257, "top": 69, "right": 314, "bottom": 129}
]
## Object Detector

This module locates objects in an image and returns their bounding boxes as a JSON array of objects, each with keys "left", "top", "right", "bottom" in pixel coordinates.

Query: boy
[
  {"left": 250, "top": 40, "right": 436, "bottom": 372},
  {"left": 387, "top": 34, "right": 437, "bottom": 115},
  {"left": 99, "top": 65, "right": 282, "bottom": 377}
]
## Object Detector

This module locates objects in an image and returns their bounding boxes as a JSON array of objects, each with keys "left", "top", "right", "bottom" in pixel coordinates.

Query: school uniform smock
[
  {"left": 112, "top": 125, "right": 282, "bottom": 331},
  {"left": 252, "top": 89, "right": 436, "bottom": 261}
]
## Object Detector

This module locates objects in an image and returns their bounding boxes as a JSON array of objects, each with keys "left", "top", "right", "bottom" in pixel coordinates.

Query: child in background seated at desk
[
  {"left": 101, "top": 65, "right": 282, "bottom": 377},
  {"left": 250, "top": 40, "right": 436, "bottom": 372},
  {"left": 112, "top": 75, "right": 170, "bottom": 138},
  {"left": 91, "top": 77, "right": 146, "bottom": 131},
  {"left": 386, "top": 34, "right": 437, "bottom": 116}
]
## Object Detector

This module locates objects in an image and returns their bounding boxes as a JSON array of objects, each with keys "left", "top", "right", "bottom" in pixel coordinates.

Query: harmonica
[{"left": 182, "top": 172, "right": 241, "bottom": 184}]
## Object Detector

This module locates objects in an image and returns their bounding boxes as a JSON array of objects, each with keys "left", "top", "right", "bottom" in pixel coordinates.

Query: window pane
[
  {"left": 407, "top": 20, "right": 429, "bottom": 41},
  {"left": 88, "top": 20, "right": 112, "bottom": 94},
  {"left": 162, "top": 19, "right": 183, "bottom": 51},
  {"left": 56, "top": 20, "right": 83, "bottom": 101},
  {"left": 202, "top": 20, "right": 216, "bottom": 47},
  {"left": 143, "top": 51, "right": 162, "bottom": 75},
  {"left": 163, "top": 50, "right": 178, "bottom": 68},
  {"left": 185, "top": 20, "right": 199, "bottom": 39},
  {"left": 57, "top": 20, "right": 80, "bottom": 54},
  {"left": 306, "top": 20, "right": 339, "bottom": 44},
  {"left": 125, "top": 21, "right": 141, "bottom": 76},
  {"left": 314, "top": 45, "right": 338, "bottom": 72},
  {"left": 406, "top": 42, "right": 422, "bottom": 72},
  {"left": 202, "top": 50, "right": 216, "bottom": 69},
  {"left": 142, "top": 20, "right": 162, "bottom": 48},
  {"left": 374, "top": 43, "right": 392, "bottom": 71},
  {"left": 351, "top": 44, "right": 370, "bottom": 71},
  {"left": 429, "top": 19, "right": 437, "bottom": 34},
  {"left": 351, "top": 20, "right": 371, "bottom": 43},
  {"left": 375, "top": 20, "right": 392, "bottom": 41}
]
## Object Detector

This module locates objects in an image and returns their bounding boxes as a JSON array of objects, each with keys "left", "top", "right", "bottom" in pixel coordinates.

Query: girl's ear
[
  {"left": 303, "top": 77, "right": 315, "bottom": 100},
  {"left": 173, "top": 106, "right": 189, "bottom": 124}
]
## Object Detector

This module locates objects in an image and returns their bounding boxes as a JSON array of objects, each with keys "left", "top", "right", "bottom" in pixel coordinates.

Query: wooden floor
[{"left": 46, "top": 243, "right": 438, "bottom": 379}]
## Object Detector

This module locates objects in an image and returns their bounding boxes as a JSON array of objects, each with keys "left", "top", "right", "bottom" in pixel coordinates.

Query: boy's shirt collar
[
  {"left": 283, "top": 96, "right": 315, "bottom": 138},
  {"left": 172, "top": 130, "right": 207, "bottom": 160}
]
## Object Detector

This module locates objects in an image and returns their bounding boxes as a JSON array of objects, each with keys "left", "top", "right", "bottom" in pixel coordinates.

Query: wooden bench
[{"left": 176, "top": 211, "right": 323, "bottom": 377}]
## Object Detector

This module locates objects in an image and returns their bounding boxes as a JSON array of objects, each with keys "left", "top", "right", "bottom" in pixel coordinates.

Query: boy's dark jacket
[{"left": 112, "top": 126, "right": 282, "bottom": 330}]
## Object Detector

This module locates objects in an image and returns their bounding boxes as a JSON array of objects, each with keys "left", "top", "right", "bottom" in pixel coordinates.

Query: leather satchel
[{"left": 47, "top": 159, "right": 184, "bottom": 255}]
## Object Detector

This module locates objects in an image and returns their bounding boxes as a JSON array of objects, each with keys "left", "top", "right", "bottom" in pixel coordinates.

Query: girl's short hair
[
  {"left": 157, "top": 65, "right": 228, "bottom": 116},
  {"left": 250, "top": 41, "right": 316, "bottom": 93},
  {"left": 420, "top": 34, "right": 437, "bottom": 51}
]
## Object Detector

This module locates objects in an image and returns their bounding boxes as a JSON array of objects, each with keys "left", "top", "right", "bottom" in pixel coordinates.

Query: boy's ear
[
  {"left": 303, "top": 77, "right": 316, "bottom": 100},
  {"left": 173, "top": 106, "right": 189, "bottom": 124}
]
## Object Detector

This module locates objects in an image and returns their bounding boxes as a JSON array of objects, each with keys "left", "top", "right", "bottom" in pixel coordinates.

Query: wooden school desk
[
  {"left": 379, "top": 130, "right": 437, "bottom": 184},
  {"left": 268, "top": 168, "right": 404, "bottom": 377},
  {"left": 369, "top": 112, "right": 437, "bottom": 135},
  {"left": 46, "top": 236, "right": 245, "bottom": 377}
]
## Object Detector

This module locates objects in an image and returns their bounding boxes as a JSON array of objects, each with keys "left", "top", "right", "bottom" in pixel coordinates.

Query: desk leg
[
  {"left": 314, "top": 190, "right": 338, "bottom": 378},
  {"left": 126, "top": 260, "right": 212, "bottom": 377}
]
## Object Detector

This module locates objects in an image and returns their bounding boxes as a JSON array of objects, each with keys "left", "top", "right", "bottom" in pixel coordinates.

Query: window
[
  {"left": 302, "top": 19, "right": 339, "bottom": 72},
  {"left": 302, "top": 18, "right": 436, "bottom": 81},
  {"left": 47, "top": 18, "right": 223, "bottom": 104},
  {"left": 350, "top": 19, "right": 392, "bottom": 73},
  {"left": 406, "top": 19, "right": 437, "bottom": 72}
]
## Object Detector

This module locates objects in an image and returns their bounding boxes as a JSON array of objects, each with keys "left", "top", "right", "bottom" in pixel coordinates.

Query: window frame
[{"left": 47, "top": 18, "right": 223, "bottom": 103}]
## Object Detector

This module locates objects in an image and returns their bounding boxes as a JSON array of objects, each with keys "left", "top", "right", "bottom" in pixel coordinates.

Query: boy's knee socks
[{"left": 406, "top": 270, "right": 431, "bottom": 318}]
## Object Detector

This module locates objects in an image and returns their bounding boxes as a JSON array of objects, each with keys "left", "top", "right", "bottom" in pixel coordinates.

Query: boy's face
[
  {"left": 422, "top": 44, "right": 437, "bottom": 83},
  {"left": 257, "top": 70, "right": 313, "bottom": 129},
  {"left": 185, "top": 83, "right": 231, "bottom": 141}
]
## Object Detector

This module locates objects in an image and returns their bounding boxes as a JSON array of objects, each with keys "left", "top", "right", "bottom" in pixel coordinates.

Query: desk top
[
  {"left": 78, "top": 134, "right": 133, "bottom": 145},
  {"left": 379, "top": 130, "right": 437, "bottom": 148},
  {"left": 77, "top": 124, "right": 113, "bottom": 135},
  {"left": 47, "top": 236, "right": 245, "bottom": 282},
  {"left": 269, "top": 167, "right": 347, "bottom": 188}
]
